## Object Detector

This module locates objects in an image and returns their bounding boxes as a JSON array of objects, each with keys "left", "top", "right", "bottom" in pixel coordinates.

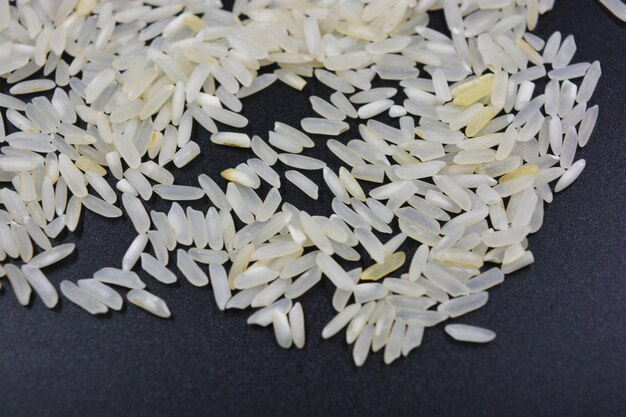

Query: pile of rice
[{"left": 0, "top": 0, "right": 613, "bottom": 366}]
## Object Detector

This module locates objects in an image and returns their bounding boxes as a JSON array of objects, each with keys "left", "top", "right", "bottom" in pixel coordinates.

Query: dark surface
[{"left": 1, "top": 1, "right": 625, "bottom": 416}]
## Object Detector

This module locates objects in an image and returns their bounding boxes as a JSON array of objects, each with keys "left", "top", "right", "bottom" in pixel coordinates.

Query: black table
[{"left": 1, "top": 1, "right": 625, "bottom": 416}]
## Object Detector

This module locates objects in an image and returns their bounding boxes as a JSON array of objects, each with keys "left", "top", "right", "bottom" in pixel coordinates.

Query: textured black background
[{"left": 1, "top": 1, "right": 625, "bottom": 416}]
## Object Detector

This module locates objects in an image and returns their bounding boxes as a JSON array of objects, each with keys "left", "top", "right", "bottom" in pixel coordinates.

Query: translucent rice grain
[
  {"left": 173, "top": 140, "right": 200, "bottom": 168},
  {"left": 185, "top": 63, "right": 210, "bottom": 103},
  {"left": 122, "top": 234, "right": 149, "bottom": 271},
  {"left": 511, "top": 66, "right": 547, "bottom": 84},
  {"left": 285, "top": 170, "right": 319, "bottom": 200},
  {"left": 328, "top": 140, "right": 365, "bottom": 168},
  {"left": 382, "top": 278, "right": 425, "bottom": 300},
  {"left": 514, "top": 81, "right": 535, "bottom": 112},
  {"left": 433, "top": 175, "right": 472, "bottom": 211},
  {"left": 139, "top": 84, "right": 174, "bottom": 120},
  {"left": 227, "top": 286, "right": 265, "bottom": 310},
  {"left": 289, "top": 302, "right": 306, "bottom": 349},
  {"left": 0, "top": 93, "right": 27, "bottom": 111},
  {"left": 339, "top": 167, "right": 366, "bottom": 201},
  {"left": 301, "top": 118, "right": 349, "bottom": 135},
  {"left": 210, "top": 132, "right": 251, "bottom": 148},
  {"left": 269, "top": 132, "right": 303, "bottom": 154},
  {"left": 310, "top": 96, "right": 346, "bottom": 121},
  {"left": 482, "top": 226, "right": 531, "bottom": 248},
  {"left": 236, "top": 74, "right": 277, "bottom": 98},
  {"left": 198, "top": 174, "right": 231, "bottom": 211},
  {"left": 77, "top": 279, "right": 123, "bottom": 310},
  {"left": 358, "top": 99, "right": 394, "bottom": 119},
  {"left": 176, "top": 249, "right": 209, "bottom": 287},
  {"left": 234, "top": 265, "right": 279, "bottom": 289},
  {"left": 203, "top": 105, "right": 248, "bottom": 128},
  {"left": 29, "top": 243, "right": 75, "bottom": 268},
  {"left": 247, "top": 299, "right": 293, "bottom": 326},
  {"left": 493, "top": 175, "right": 536, "bottom": 197},
  {"left": 373, "top": 64, "right": 419, "bottom": 80},
  {"left": 542, "top": 31, "right": 561, "bottom": 64},
  {"left": 251, "top": 136, "right": 278, "bottom": 166},
  {"left": 58, "top": 154, "right": 88, "bottom": 198},
  {"left": 253, "top": 241, "right": 302, "bottom": 262},
  {"left": 548, "top": 62, "right": 590, "bottom": 80},
  {"left": 477, "top": 33, "right": 501, "bottom": 72},
  {"left": 325, "top": 49, "right": 372, "bottom": 70},
  {"left": 141, "top": 253, "right": 177, "bottom": 284},
  {"left": 246, "top": 148, "right": 277, "bottom": 178},
  {"left": 422, "top": 263, "right": 469, "bottom": 297},
  {"left": 438, "top": 292, "right": 489, "bottom": 318},
  {"left": 272, "top": 310, "right": 293, "bottom": 349},
  {"left": 354, "top": 283, "right": 388, "bottom": 304},
  {"left": 501, "top": 250, "right": 535, "bottom": 273},
  {"left": 314, "top": 69, "right": 355, "bottom": 94},
  {"left": 10, "top": 79, "right": 56, "bottom": 95},
  {"left": 515, "top": 37, "right": 543, "bottom": 66},
  {"left": 555, "top": 159, "right": 586, "bottom": 192},
  {"left": 350, "top": 88, "right": 397, "bottom": 104},
  {"left": 127, "top": 289, "right": 171, "bottom": 318},
  {"left": 402, "top": 323, "right": 425, "bottom": 356},
  {"left": 354, "top": 227, "right": 386, "bottom": 264},
  {"left": 389, "top": 105, "right": 407, "bottom": 118},
  {"left": 124, "top": 169, "right": 152, "bottom": 200},
  {"left": 352, "top": 323, "right": 373, "bottom": 366},
  {"left": 578, "top": 105, "right": 598, "bottom": 147},
  {"left": 221, "top": 168, "right": 257, "bottom": 189},
  {"left": 558, "top": 80, "right": 577, "bottom": 118},
  {"left": 316, "top": 252, "right": 356, "bottom": 291},
  {"left": 188, "top": 248, "right": 228, "bottom": 265},
  {"left": 577, "top": 61, "right": 601, "bottom": 104},
  {"left": 153, "top": 185, "right": 205, "bottom": 201},
  {"left": 82, "top": 195, "right": 123, "bottom": 218},
  {"left": 445, "top": 324, "right": 496, "bottom": 343},
  {"left": 353, "top": 165, "right": 385, "bottom": 183},
  {"left": 285, "top": 267, "right": 322, "bottom": 299},
  {"left": 384, "top": 318, "right": 405, "bottom": 364},
  {"left": 560, "top": 126, "right": 578, "bottom": 168},
  {"left": 225, "top": 184, "right": 254, "bottom": 224},
  {"left": 114, "top": 134, "right": 142, "bottom": 169},
  {"left": 60, "top": 281, "right": 108, "bottom": 315},
  {"left": 278, "top": 154, "right": 326, "bottom": 171},
  {"left": 44, "top": 216, "right": 66, "bottom": 239},
  {"left": 85, "top": 173, "right": 116, "bottom": 205},
  {"left": 523, "top": 32, "right": 545, "bottom": 51},
  {"left": 466, "top": 267, "right": 504, "bottom": 292},
  {"left": 330, "top": 92, "right": 358, "bottom": 118},
  {"left": 85, "top": 69, "right": 116, "bottom": 103},
  {"left": 275, "top": 69, "right": 307, "bottom": 91},
  {"left": 553, "top": 35, "right": 576, "bottom": 69},
  {"left": 4, "top": 264, "right": 31, "bottom": 305},
  {"left": 256, "top": 188, "right": 282, "bottom": 223},
  {"left": 346, "top": 301, "right": 377, "bottom": 343},
  {"left": 94, "top": 267, "right": 145, "bottom": 289},
  {"left": 366, "top": 36, "right": 412, "bottom": 54},
  {"left": 338, "top": 69, "right": 372, "bottom": 90},
  {"left": 207, "top": 263, "right": 231, "bottom": 311}
]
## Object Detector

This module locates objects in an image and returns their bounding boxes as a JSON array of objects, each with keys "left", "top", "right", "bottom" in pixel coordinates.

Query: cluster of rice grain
[{"left": 0, "top": 0, "right": 610, "bottom": 366}]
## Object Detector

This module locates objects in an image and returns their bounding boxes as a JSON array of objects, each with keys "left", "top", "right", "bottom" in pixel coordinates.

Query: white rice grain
[
  {"left": 445, "top": 324, "right": 496, "bottom": 343},
  {"left": 60, "top": 281, "right": 108, "bottom": 315},
  {"left": 127, "top": 289, "right": 171, "bottom": 318}
]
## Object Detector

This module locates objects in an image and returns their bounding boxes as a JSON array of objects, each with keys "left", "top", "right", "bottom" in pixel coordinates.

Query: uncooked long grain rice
[{"left": 0, "top": 0, "right": 608, "bottom": 368}]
